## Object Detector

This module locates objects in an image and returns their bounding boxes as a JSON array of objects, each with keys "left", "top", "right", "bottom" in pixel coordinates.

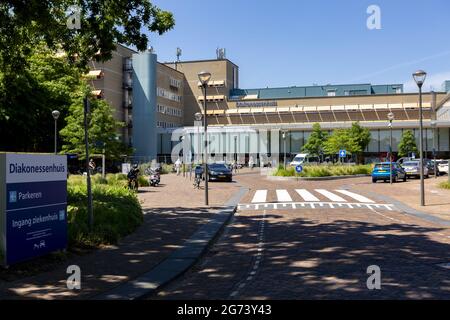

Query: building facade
[{"left": 88, "top": 47, "right": 450, "bottom": 164}]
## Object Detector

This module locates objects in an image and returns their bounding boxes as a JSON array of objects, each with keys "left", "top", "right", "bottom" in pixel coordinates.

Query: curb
[
  {"left": 267, "top": 174, "right": 370, "bottom": 181},
  {"left": 93, "top": 187, "right": 248, "bottom": 300}
]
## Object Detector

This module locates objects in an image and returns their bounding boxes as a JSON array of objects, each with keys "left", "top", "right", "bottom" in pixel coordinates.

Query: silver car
[{"left": 402, "top": 161, "right": 429, "bottom": 179}]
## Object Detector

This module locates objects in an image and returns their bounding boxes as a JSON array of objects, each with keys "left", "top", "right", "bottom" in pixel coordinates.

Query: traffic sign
[
  {"left": 339, "top": 150, "right": 347, "bottom": 158},
  {"left": 295, "top": 165, "right": 303, "bottom": 173},
  {"left": 1, "top": 154, "right": 68, "bottom": 266}
]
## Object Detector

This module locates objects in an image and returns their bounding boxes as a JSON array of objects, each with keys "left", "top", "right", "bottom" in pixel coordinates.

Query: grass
[
  {"left": 273, "top": 164, "right": 373, "bottom": 177},
  {"left": 438, "top": 181, "right": 450, "bottom": 190},
  {"left": 67, "top": 174, "right": 143, "bottom": 248}
]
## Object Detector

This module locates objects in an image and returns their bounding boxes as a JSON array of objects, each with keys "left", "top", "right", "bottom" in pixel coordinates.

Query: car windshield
[
  {"left": 403, "top": 162, "right": 419, "bottom": 166},
  {"left": 374, "top": 164, "right": 390, "bottom": 169},
  {"left": 209, "top": 164, "right": 227, "bottom": 170},
  {"left": 439, "top": 160, "right": 448, "bottom": 165},
  {"left": 293, "top": 157, "right": 305, "bottom": 162}
]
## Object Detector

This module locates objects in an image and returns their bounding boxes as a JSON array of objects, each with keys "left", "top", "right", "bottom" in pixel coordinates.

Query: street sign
[
  {"left": 295, "top": 165, "right": 303, "bottom": 173},
  {"left": 0, "top": 154, "right": 68, "bottom": 266},
  {"left": 339, "top": 150, "right": 347, "bottom": 158}
]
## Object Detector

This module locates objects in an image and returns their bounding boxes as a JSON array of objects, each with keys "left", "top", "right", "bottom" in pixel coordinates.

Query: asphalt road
[{"left": 153, "top": 172, "right": 450, "bottom": 300}]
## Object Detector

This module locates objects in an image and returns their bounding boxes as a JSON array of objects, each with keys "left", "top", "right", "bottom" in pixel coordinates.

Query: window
[
  {"left": 349, "top": 90, "right": 367, "bottom": 96},
  {"left": 170, "top": 78, "right": 181, "bottom": 88},
  {"left": 327, "top": 90, "right": 336, "bottom": 97}
]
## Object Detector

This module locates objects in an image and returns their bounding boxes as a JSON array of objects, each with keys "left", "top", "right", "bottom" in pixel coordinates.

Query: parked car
[
  {"left": 289, "top": 153, "right": 320, "bottom": 167},
  {"left": 437, "top": 160, "right": 449, "bottom": 175},
  {"left": 402, "top": 160, "right": 429, "bottom": 179},
  {"left": 207, "top": 163, "right": 233, "bottom": 182},
  {"left": 372, "top": 162, "right": 407, "bottom": 183}
]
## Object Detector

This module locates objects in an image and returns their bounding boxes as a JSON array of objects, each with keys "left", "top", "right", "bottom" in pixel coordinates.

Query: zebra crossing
[{"left": 238, "top": 189, "right": 395, "bottom": 212}]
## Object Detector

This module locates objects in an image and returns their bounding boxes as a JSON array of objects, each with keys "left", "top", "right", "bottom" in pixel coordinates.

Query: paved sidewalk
[
  {"left": 345, "top": 176, "right": 450, "bottom": 222},
  {"left": 0, "top": 174, "right": 244, "bottom": 300}
]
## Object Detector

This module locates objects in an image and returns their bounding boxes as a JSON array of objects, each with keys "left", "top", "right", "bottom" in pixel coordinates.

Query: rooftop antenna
[
  {"left": 216, "top": 47, "right": 226, "bottom": 60},
  {"left": 175, "top": 47, "right": 182, "bottom": 70}
]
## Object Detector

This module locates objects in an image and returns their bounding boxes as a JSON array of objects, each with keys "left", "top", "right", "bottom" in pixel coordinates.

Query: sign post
[{"left": 0, "top": 153, "right": 68, "bottom": 267}]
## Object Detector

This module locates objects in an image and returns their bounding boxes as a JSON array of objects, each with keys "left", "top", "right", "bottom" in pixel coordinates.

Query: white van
[{"left": 289, "top": 153, "right": 320, "bottom": 167}]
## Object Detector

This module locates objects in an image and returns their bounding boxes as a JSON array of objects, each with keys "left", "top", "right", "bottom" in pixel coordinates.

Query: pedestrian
[
  {"left": 249, "top": 156, "right": 254, "bottom": 170},
  {"left": 89, "top": 158, "right": 96, "bottom": 175},
  {"left": 175, "top": 158, "right": 182, "bottom": 176}
]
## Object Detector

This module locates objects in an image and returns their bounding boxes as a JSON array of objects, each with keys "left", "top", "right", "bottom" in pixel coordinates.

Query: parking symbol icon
[{"left": 9, "top": 191, "right": 17, "bottom": 203}]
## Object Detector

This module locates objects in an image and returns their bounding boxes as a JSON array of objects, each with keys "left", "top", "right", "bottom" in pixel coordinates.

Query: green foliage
[
  {"left": 60, "top": 85, "right": 132, "bottom": 160},
  {"left": 273, "top": 164, "right": 372, "bottom": 177},
  {"left": 438, "top": 181, "right": 450, "bottom": 190},
  {"left": 323, "top": 122, "right": 371, "bottom": 163},
  {"left": 302, "top": 123, "right": 328, "bottom": 156},
  {"left": 0, "top": 1, "right": 175, "bottom": 71},
  {"left": 398, "top": 130, "right": 418, "bottom": 157},
  {"left": 67, "top": 174, "right": 143, "bottom": 247},
  {"left": 0, "top": 44, "right": 82, "bottom": 152}
]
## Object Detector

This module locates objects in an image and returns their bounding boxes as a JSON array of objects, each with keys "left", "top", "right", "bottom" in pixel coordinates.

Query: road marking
[
  {"left": 315, "top": 189, "right": 347, "bottom": 202},
  {"left": 276, "top": 189, "right": 293, "bottom": 202},
  {"left": 335, "top": 189, "right": 375, "bottom": 203},
  {"left": 238, "top": 202, "right": 396, "bottom": 212},
  {"left": 252, "top": 190, "right": 267, "bottom": 203},
  {"left": 296, "top": 189, "right": 320, "bottom": 202}
]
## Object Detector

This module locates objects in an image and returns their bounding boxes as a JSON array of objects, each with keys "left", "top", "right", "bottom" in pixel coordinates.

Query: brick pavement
[
  {"left": 0, "top": 173, "right": 241, "bottom": 300},
  {"left": 154, "top": 172, "right": 450, "bottom": 300}
]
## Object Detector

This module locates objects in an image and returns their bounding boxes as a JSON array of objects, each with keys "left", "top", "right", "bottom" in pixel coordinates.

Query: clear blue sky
[{"left": 149, "top": 0, "right": 450, "bottom": 92}]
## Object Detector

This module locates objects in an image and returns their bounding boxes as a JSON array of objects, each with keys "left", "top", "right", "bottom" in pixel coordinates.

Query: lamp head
[
  {"left": 194, "top": 112, "right": 203, "bottom": 121},
  {"left": 387, "top": 112, "right": 395, "bottom": 121},
  {"left": 197, "top": 71, "right": 211, "bottom": 86},
  {"left": 52, "top": 110, "right": 60, "bottom": 120},
  {"left": 413, "top": 70, "right": 427, "bottom": 87}
]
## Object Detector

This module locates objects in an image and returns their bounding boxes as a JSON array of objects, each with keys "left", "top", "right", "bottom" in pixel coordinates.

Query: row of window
[
  {"left": 157, "top": 104, "right": 183, "bottom": 117},
  {"left": 157, "top": 121, "right": 180, "bottom": 129},
  {"left": 157, "top": 87, "right": 182, "bottom": 102},
  {"left": 170, "top": 78, "right": 182, "bottom": 88}
]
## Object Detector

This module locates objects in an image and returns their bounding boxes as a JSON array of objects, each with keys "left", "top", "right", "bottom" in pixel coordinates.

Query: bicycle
[
  {"left": 193, "top": 174, "right": 202, "bottom": 189},
  {"left": 128, "top": 177, "right": 139, "bottom": 192}
]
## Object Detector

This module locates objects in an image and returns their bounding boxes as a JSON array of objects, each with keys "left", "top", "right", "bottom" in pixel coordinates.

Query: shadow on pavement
[{"left": 156, "top": 213, "right": 450, "bottom": 300}]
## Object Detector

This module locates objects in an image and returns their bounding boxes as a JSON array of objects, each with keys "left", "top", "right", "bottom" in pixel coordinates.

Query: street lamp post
[
  {"left": 431, "top": 120, "right": 437, "bottom": 179},
  {"left": 198, "top": 71, "right": 211, "bottom": 206},
  {"left": 52, "top": 110, "right": 60, "bottom": 155},
  {"left": 388, "top": 112, "right": 395, "bottom": 185},
  {"left": 413, "top": 70, "right": 427, "bottom": 207},
  {"left": 195, "top": 112, "right": 203, "bottom": 165},
  {"left": 282, "top": 131, "right": 287, "bottom": 169}
]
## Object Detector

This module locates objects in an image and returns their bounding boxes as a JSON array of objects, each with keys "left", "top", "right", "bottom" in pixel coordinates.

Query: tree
[
  {"left": 398, "top": 130, "right": 418, "bottom": 157},
  {"left": 0, "top": 44, "right": 82, "bottom": 152},
  {"left": 302, "top": 123, "right": 328, "bottom": 157},
  {"left": 0, "top": 1, "right": 175, "bottom": 71},
  {"left": 323, "top": 129, "right": 360, "bottom": 156},
  {"left": 60, "top": 85, "right": 131, "bottom": 160},
  {"left": 348, "top": 122, "right": 371, "bottom": 163}
]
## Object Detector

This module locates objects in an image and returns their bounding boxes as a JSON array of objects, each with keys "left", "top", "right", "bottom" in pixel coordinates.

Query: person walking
[
  {"left": 175, "top": 158, "right": 182, "bottom": 176},
  {"left": 89, "top": 159, "right": 96, "bottom": 175}
]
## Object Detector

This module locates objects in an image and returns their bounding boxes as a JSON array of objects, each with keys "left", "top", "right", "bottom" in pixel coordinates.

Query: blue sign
[
  {"left": 295, "top": 165, "right": 303, "bottom": 173},
  {"left": 2, "top": 154, "right": 68, "bottom": 266},
  {"left": 339, "top": 150, "right": 347, "bottom": 158}
]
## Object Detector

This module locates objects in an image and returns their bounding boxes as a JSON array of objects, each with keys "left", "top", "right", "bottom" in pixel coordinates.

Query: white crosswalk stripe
[
  {"left": 315, "top": 189, "right": 347, "bottom": 202},
  {"left": 335, "top": 190, "right": 374, "bottom": 203},
  {"left": 252, "top": 190, "right": 267, "bottom": 203},
  {"left": 276, "top": 189, "right": 292, "bottom": 202},
  {"left": 295, "top": 189, "right": 319, "bottom": 202}
]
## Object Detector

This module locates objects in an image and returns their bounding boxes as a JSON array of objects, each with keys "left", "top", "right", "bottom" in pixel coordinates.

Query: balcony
[
  {"left": 123, "top": 80, "right": 133, "bottom": 90},
  {"left": 123, "top": 102, "right": 133, "bottom": 109}
]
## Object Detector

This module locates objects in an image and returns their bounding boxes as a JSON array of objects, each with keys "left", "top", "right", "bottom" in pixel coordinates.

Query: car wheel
[
  {"left": 393, "top": 175, "right": 398, "bottom": 183},
  {"left": 403, "top": 175, "right": 407, "bottom": 182},
  {"left": 372, "top": 178, "right": 377, "bottom": 183}
]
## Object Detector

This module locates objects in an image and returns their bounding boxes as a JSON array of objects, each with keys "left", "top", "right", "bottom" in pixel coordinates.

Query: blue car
[{"left": 372, "top": 162, "right": 407, "bottom": 183}]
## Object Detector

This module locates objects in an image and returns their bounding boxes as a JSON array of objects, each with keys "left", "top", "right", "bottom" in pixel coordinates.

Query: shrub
[
  {"left": 273, "top": 164, "right": 372, "bottom": 177},
  {"left": 439, "top": 181, "right": 450, "bottom": 190},
  {"left": 67, "top": 176, "right": 143, "bottom": 248}
]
